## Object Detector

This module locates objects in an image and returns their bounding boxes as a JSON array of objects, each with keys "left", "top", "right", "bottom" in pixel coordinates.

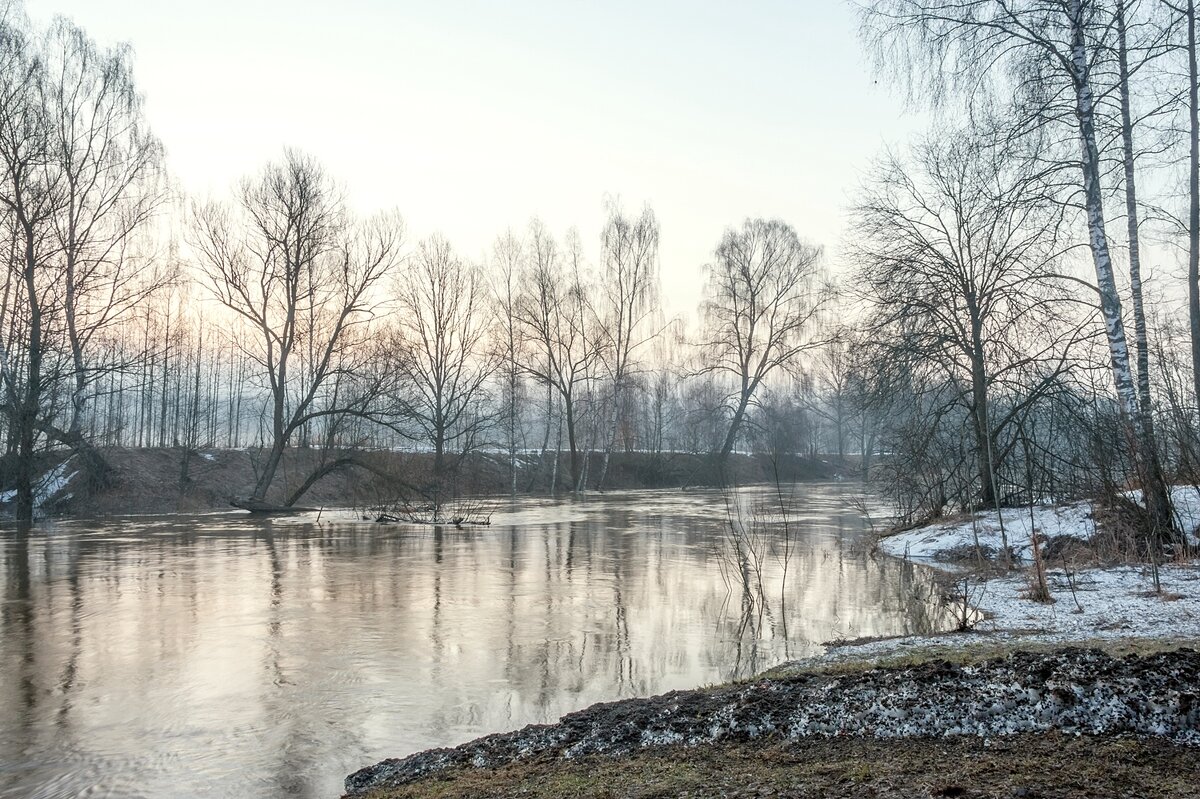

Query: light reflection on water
[{"left": 0, "top": 484, "right": 951, "bottom": 799}]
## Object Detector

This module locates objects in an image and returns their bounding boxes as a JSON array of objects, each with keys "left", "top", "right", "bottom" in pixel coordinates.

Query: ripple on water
[{"left": 0, "top": 485, "right": 947, "bottom": 799}]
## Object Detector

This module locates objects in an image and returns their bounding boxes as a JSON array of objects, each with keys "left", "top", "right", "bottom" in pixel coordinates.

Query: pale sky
[{"left": 24, "top": 0, "right": 923, "bottom": 318}]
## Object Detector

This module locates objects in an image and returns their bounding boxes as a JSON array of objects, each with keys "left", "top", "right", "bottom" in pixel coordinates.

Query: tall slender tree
[
  {"left": 594, "top": 200, "right": 661, "bottom": 489},
  {"left": 860, "top": 0, "right": 1177, "bottom": 537}
]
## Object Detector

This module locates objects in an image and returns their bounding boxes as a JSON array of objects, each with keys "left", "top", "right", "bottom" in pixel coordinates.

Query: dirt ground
[
  {"left": 344, "top": 646, "right": 1200, "bottom": 799},
  {"left": 349, "top": 733, "right": 1200, "bottom": 799}
]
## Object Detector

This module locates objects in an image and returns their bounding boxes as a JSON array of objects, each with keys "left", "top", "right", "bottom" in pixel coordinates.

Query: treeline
[
  {"left": 6, "top": 0, "right": 1200, "bottom": 544},
  {"left": 0, "top": 4, "right": 835, "bottom": 521}
]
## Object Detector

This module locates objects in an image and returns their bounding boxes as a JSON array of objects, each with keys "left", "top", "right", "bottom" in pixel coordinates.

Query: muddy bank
[
  {"left": 15, "top": 447, "right": 854, "bottom": 516},
  {"left": 343, "top": 647, "right": 1200, "bottom": 797}
]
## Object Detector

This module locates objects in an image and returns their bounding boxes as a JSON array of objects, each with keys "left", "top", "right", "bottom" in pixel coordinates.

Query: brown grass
[{"left": 349, "top": 733, "right": 1200, "bottom": 799}]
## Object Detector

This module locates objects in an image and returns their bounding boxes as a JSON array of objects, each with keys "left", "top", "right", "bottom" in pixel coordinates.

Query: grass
[
  {"left": 761, "top": 634, "right": 1200, "bottom": 679},
  {"left": 351, "top": 734, "right": 1200, "bottom": 798},
  {"left": 347, "top": 638, "right": 1200, "bottom": 799}
]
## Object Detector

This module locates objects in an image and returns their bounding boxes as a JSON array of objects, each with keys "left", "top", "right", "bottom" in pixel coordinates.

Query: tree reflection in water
[{"left": 0, "top": 484, "right": 955, "bottom": 799}]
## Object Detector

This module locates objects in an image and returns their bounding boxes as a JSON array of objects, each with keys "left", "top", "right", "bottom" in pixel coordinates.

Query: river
[{"left": 0, "top": 484, "right": 953, "bottom": 798}]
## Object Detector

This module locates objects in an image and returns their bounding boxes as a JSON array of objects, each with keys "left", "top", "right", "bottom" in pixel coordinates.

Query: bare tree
[
  {"left": 0, "top": 7, "right": 166, "bottom": 520},
  {"left": 860, "top": 0, "right": 1177, "bottom": 536},
  {"left": 0, "top": 3, "right": 59, "bottom": 522},
  {"left": 851, "top": 126, "right": 1080, "bottom": 509},
  {"left": 807, "top": 331, "right": 855, "bottom": 460},
  {"left": 44, "top": 18, "right": 168, "bottom": 440},
  {"left": 488, "top": 229, "right": 526, "bottom": 496},
  {"left": 594, "top": 200, "right": 661, "bottom": 489},
  {"left": 1175, "top": 0, "right": 1200, "bottom": 414},
  {"left": 695, "top": 218, "right": 828, "bottom": 479},
  {"left": 1111, "top": 0, "right": 1177, "bottom": 533},
  {"left": 514, "top": 220, "right": 602, "bottom": 492},
  {"left": 389, "top": 234, "right": 495, "bottom": 511},
  {"left": 191, "top": 150, "right": 402, "bottom": 506}
]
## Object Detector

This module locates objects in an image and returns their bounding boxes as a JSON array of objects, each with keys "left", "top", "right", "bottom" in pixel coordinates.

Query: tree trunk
[
  {"left": 1071, "top": 0, "right": 1174, "bottom": 539},
  {"left": 595, "top": 384, "right": 620, "bottom": 491},
  {"left": 970, "top": 350, "right": 997, "bottom": 508},
  {"left": 509, "top": 365, "right": 518, "bottom": 497},
  {"left": 1188, "top": 0, "right": 1200, "bottom": 413},
  {"left": 564, "top": 393, "right": 580, "bottom": 491},
  {"left": 716, "top": 386, "right": 753, "bottom": 484},
  {"left": 251, "top": 441, "right": 286, "bottom": 502},
  {"left": 1118, "top": 0, "right": 1175, "bottom": 537}
]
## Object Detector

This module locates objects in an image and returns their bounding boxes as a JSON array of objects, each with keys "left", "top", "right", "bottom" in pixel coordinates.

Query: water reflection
[{"left": 0, "top": 484, "right": 951, "bottom": 799}]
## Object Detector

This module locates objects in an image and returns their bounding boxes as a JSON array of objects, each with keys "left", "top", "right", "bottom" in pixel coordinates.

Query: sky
[{"left": 23, "top": 0, "right": 925, "bottom": 319}]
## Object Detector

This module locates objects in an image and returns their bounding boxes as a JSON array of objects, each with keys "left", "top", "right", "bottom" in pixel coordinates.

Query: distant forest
[{"left": 3, "top": 1, "right": 1200, "bottom": 545}]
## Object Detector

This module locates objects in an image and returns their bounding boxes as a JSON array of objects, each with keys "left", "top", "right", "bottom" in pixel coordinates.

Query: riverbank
[
  {"left": 6, "top": 447, "right": 855, "bottom": 516},
  {"left": 344, "top": 643, "right": 1200, "bottom": 798},
  {"left": 344, "top": 733, "right": 1197, "bottom": 798},
  {"left": 342, "top": 493, "right": 1200, "bottom": 798}
]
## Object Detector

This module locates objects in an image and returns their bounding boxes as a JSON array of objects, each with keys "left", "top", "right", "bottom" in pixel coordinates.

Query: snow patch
[
  {"left": 879, "top": 487, "right": 1200, "bottom": 564},
  {"left": 0, "top": 459, "right": 78, "bottom": 510},
  {"left": 820, "top": 563, "right": 1200, "bottom": 666},
  {"left": 879, "top": 502, "right": 1096, "bottom": 563}
]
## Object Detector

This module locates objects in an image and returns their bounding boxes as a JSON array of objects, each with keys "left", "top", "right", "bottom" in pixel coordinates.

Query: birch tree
[
  {"left": 860, "top": 0, "right": 1177, "bottom": 537},
  {"left": 594, "top": 200, "right": 661, "bottom": 489}
]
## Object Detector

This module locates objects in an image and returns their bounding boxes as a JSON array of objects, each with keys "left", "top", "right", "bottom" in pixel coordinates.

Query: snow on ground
[
  {"left": 879, "top": 487, "right": 1200, "bottom": 564},
  {"left": 1167, "top": 486, "right": 1200, "bottom": 537},
  {"left": 859, "top": 492, "right": 1200, "bottom": 665},
  {"left": 978, "top": 565, "right": 1200, "bottom": 637},
  {"left": 0, "top": 459, "right": 78, "bottom": 508},
  {"left": 878, "top": 501, "right": 1096, "bottom": 563},
  {"left": 819, "top": 563, "right": 1200, "bottom": 667}
]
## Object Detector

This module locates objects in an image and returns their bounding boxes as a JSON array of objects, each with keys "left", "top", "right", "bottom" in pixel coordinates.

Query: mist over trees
[{"left": 2, "top": 0, "right": 1200, "bottom": 550}]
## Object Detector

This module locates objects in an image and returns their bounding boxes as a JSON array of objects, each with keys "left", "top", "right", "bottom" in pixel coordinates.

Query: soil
[
  {"left": 344, "top": 647, "right": 1200, "bottom": 799},
  {"left": 348, "top": 734, "right": 1199, "bottom": 799}
]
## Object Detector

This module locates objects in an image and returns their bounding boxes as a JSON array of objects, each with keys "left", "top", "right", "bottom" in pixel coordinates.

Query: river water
[{"left": 0, "top": 484, "right": 953, "bottom": 799}]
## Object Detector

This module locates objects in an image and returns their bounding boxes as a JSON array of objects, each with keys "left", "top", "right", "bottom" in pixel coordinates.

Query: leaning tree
[{"left": 191, "top": 150, "right": 403, "bottom": 506}]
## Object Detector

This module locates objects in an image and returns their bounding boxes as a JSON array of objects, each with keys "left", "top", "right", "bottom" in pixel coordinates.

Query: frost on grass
[{"left": 343, "top": 648, "right": 1200, "bottom": 796}]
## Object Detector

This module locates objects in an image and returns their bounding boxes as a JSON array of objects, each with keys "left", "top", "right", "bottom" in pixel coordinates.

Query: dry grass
[
  {"left": 763, "top": 635, "right": 1200, "bottom": 679},
  {"left": 350, "top": 733, "right": 1200, "bottom": 799}
]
